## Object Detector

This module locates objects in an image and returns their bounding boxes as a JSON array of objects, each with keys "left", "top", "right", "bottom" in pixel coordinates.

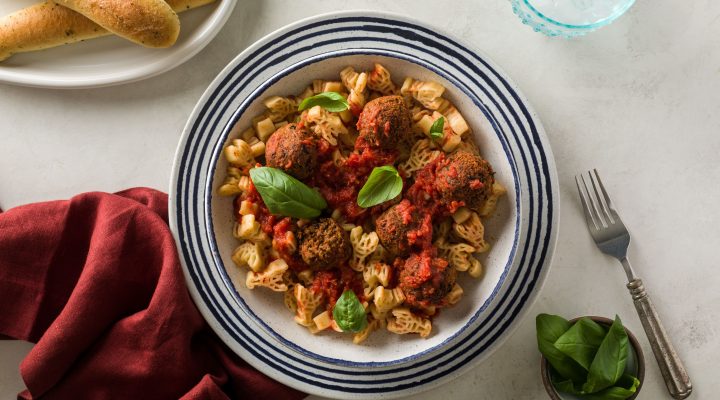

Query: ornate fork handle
[{"left": 627, "top": 279, "right": 693, "bottom": 399}]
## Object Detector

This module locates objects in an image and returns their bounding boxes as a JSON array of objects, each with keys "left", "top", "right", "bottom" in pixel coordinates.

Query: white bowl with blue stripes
[{"left": 169, "top": 10, "right": 559, "bottom": 399}]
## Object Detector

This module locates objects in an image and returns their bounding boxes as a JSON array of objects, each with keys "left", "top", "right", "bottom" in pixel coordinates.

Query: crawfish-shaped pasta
[
  {"left": 367, "top": 63, "right": 397, "bottom": 95},
  {"left": 293, "top": 284, "right": 324, "bottom": 327},
  {"left": 362, "top": 261, "right": 391, "bottom": 298},
  {"left": 386, "top": 307, "right": 432, "bottom": 338},
  {"left": 350, "top": 226, "right": 379, "bottom": 271},
  {"left": 305, "top": 105, "right": 348, "bottom": 146},
  {"left": 453, "top": 211, "right": 490, "bottom": 253},
  {"left": 264, "top": 95, "right": 299, "bottom": 122},
  {"left": 246, "top": 259, "right": 289, "bottom": 291},
  {"left": 478, "top": 181, "right": 507, "bottom": 217},
  {"left": 399, "top": 139, "right": 441, "bottom": 175},
  {"left": 232, "top": 242, "right": 266, "bottom": 273}
]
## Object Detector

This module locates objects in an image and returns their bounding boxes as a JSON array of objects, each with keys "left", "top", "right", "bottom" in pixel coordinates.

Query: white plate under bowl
[
  {"left": 170, "top": 10, "right": 559, "bottom": 399},
  {"left": 0, "top": 0, "right": 236, "bottom": 89}
]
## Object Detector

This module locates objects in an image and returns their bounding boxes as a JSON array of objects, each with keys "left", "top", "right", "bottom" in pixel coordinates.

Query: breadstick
[
  {"left": 0, "top": 0, "right": 215, "bottom": 61},
  {"left": 52, "top": 0, "right": 180, "bottom": 48}
]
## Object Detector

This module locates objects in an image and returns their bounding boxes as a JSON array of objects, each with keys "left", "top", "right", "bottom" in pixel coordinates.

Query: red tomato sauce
[{"left": 311, "top": 266, "right": 365, "bottom": 314}]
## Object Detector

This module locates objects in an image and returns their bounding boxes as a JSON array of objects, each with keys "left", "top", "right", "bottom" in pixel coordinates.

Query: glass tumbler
[{"left": 511, "top": 0, "right": 636, "bottom": 37}]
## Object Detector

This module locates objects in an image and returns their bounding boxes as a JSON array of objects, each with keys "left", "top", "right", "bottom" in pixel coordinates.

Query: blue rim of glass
[{"left": 522, "top": 0, "right": 636, "bottom": 30}]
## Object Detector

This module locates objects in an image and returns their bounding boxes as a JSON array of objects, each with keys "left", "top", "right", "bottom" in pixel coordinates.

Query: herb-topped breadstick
[
  {"left": 53, "top": 0, "right": 180, "bottom": 48},
  {"left": 0, "top": 0, "right": 215, "bottom": 61}
]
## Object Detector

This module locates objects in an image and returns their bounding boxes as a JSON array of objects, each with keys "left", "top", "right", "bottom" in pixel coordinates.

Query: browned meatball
[
  {"left": 398, "top": 252, "right": 456, "bottom": 308},
  {"left": 435, "top": 151, "right": 495, "bottom": 211},
  {"left": 298, "top": 218, "right": 351, "bottom": 270},
  {"left": 356, "top": 95, "right": 412, "bottom": 150},
  {"left": 265, "top": 123, "right": 318, "bottom": 179},
  {"left": 375, "top": 200, "right": 428, "bottom": 257}
]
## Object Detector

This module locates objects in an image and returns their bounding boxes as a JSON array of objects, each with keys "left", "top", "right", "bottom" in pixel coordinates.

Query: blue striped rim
[{"left": 172, "top": 14, "right": 555, "bottom": 394}]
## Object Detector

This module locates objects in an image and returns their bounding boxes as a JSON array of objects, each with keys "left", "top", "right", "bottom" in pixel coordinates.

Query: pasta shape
[
  {"left": 399, "top": 139, "right": 440, "bottom": 174},
  {"left": 362, "top": 261, "right": 391, "bottom": 298},
  {"left": 350, "top": 226, "right": 379, "bottom": 271},
  {"left": 311, "top": 310, "right": 333, "bottom": 333},
  {"left": 284, "top": 283, "right": 297, "bottom": 312},
  {"left": 401, "top": 77, "right": 446, "bottom": 110},
  {"left": 453, "top": 212, "right": 490, "bottom": 253},
  {"left": 353, "top": 318, "right": 381, "bottom": 344},
  {"left": 231, "top": 242, "right": 266, "bottom": 273},
  {"left": 223, "top": 139, "right": 254, "bottom": 167},
  {"left": 297, "top": 269, "right": 314, "bottom": 286},
  {"left": 373, "top": 286, "right": 405, "bottom": 314},
  {"left": 366, "top": 63, "right": 396, "bottom": 95},
  {"left": 264, "top": 96, "right": 298, "bottom": 122},
  {"left": 386, "top": 307, "right": 432, "bottom": 338},
  {"left": 246, "top": 259, "right": 288, "bottom": 291},
  {"left": 447, "top": 243, "right": 476, "bottom": 272},
  {"left": 305, "top": 105, "right": 348, "bottom": 146},
  {"left": 445, "top": 283, "right": 464, "bottom": 305},
  {"left": 468, "top": 257, "right": 483, "bottom": 279},
  {"left": 478, "top": 181, "right": 507, "bottom": 217},
  {"left": 339, "top": 66, "right": 368, "bottom": 109},
  {"left": 293, "top": 284, "right": 324, "bottom": 327},
  {"left": 218, "top": 175, "right": 243, "bottom": 196},
  {"left": 234, "top": 214, "right": 269, "bottom": 243},
  {"left": 340, "top": 66, "right": 361, "bottom": 92}
]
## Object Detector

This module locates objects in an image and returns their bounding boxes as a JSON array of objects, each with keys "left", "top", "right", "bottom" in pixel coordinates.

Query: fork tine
[
  {"left": 592, "top": 169, "right": 618, "bottom": 219},
  {"left": 581, "top": 173, "right": 607, "bottom": 228},
  {"left": 588, "top": 170, "right": 615, "bottom": 225},
  {"left": 575, "top": 174, "right": 600, "bottom": 230}
]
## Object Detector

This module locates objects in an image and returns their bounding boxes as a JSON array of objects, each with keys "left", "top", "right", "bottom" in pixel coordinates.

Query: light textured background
[{"left": 1, "top": 0, "right": 719, "bottom": 399}]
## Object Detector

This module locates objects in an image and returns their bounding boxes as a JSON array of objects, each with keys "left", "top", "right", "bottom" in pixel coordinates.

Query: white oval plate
[
  {"left": 170, "top": 10, "right": 559, "bottom": 399},
  {"left": 0, "top": 0, "right": 236, "bottom": 89}
]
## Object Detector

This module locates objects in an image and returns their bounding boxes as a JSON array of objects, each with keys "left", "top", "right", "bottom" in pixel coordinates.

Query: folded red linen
[{"left": 0, "top": 188, "right": 305, "bottom": 400}]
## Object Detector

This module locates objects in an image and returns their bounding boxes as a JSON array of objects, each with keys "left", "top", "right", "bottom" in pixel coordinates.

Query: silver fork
[{"left": 576, "top": 169, "right": 692, "bottom": 399}]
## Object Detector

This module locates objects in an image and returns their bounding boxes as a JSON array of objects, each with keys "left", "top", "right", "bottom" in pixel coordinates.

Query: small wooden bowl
[{"left": 540, "top": 316, "right": 645, "bottom": 400}]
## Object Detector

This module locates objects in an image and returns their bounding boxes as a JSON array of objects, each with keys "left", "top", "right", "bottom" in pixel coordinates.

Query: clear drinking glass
[{"left": 511, "top": 0, "right": 636, "bottom": 37}]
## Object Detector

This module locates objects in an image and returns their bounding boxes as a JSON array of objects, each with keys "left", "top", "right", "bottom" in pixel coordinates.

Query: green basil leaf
[
  {"left": 554, "top": 317, "right": 607, "bottom": 370},
  {"left": 553, "top": 378, "right": 584, "bottom": 395},
  {"left": 357, "top": 166, "right": 403, "bottom": 208},
  {"left": 332, "top": 290, "right": 368, "bottom": 333},
  {"left": 297, "top": 92, "right": 349, "bottom": 112},
  {"left": 249, "top": 167, "right": 327, "bottom": 219},
  {"left": 429, "top": 116, "right": 444, "bottom": 140},
  {"left": 579, "top": 375, "right": 640, "bottom": 400},
  {"left": 583, "top": 315, "right": 629, "bottom": 393},
  {"left": 536, "top": 314, "right": 587, "bottom": 383}
]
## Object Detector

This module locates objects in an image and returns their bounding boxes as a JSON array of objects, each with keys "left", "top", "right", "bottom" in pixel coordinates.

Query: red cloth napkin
[{"left": 0, "top": 188, "right": 305, "bottom": 400}]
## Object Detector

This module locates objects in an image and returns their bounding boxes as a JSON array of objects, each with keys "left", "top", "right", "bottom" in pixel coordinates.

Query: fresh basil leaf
[
  {"left": 429, "top": 116, "right": 445, "bottom": 140},
  {"left": 297, "top": 92, "right": 349, "bottom": 112},
  {"left": 580, "top": 375, "right": 640, "bottom": 400},
  {"left": 357, "top": 166, "right": 403, "bottom": 208},
  {"left": 554, "top": 374, "right": 639, "bottom": 400},
  {"left": 553, "top": 378, "right": 583, "bottom": 395},
  {"left": 332, "top": 290, "right": 368, "bottom": 333},
  {"left": 554, "top": 317, "right": 607, "bottom": 370},
  {"left": 249, "top": 167, "right": 327, "bottom": 219},
  {"left": 583, "top": 316, "right": 629, "bottom": 394},
  {"left": 536, "top": 314, "right": 587, "bottom": 383}
]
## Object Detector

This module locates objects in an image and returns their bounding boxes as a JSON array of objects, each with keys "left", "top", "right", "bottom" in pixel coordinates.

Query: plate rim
[
  {"left": 169, "top": 9, "right": 559, "bottom": 399},
  {"left": 0, "top": 0, "right": 237, "bottom": 89}
]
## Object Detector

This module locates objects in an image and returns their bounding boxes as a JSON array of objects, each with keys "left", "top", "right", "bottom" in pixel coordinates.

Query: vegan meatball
[
  {"left": 298, "top": 218, "right": 351, "bottom": 270},
  {"left": 265, "top": 123, "right": 318, "bottom": 180},
  {"left": 398, "top": 252, "right": 456, "bottom": 308},
  {"left": 435, "top": 151, "right": 494, "bottom": 211},
  {"left": 356, "top": 95, "right": 412, "bottom": 150},
  {"left": 375, "top": 200, "right": 430, "bottom": 257}
]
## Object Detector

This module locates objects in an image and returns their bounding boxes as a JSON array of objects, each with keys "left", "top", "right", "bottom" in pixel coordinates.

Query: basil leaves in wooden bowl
[{"left": 537, "top": 315, "right": 645, "bottom": 400}]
